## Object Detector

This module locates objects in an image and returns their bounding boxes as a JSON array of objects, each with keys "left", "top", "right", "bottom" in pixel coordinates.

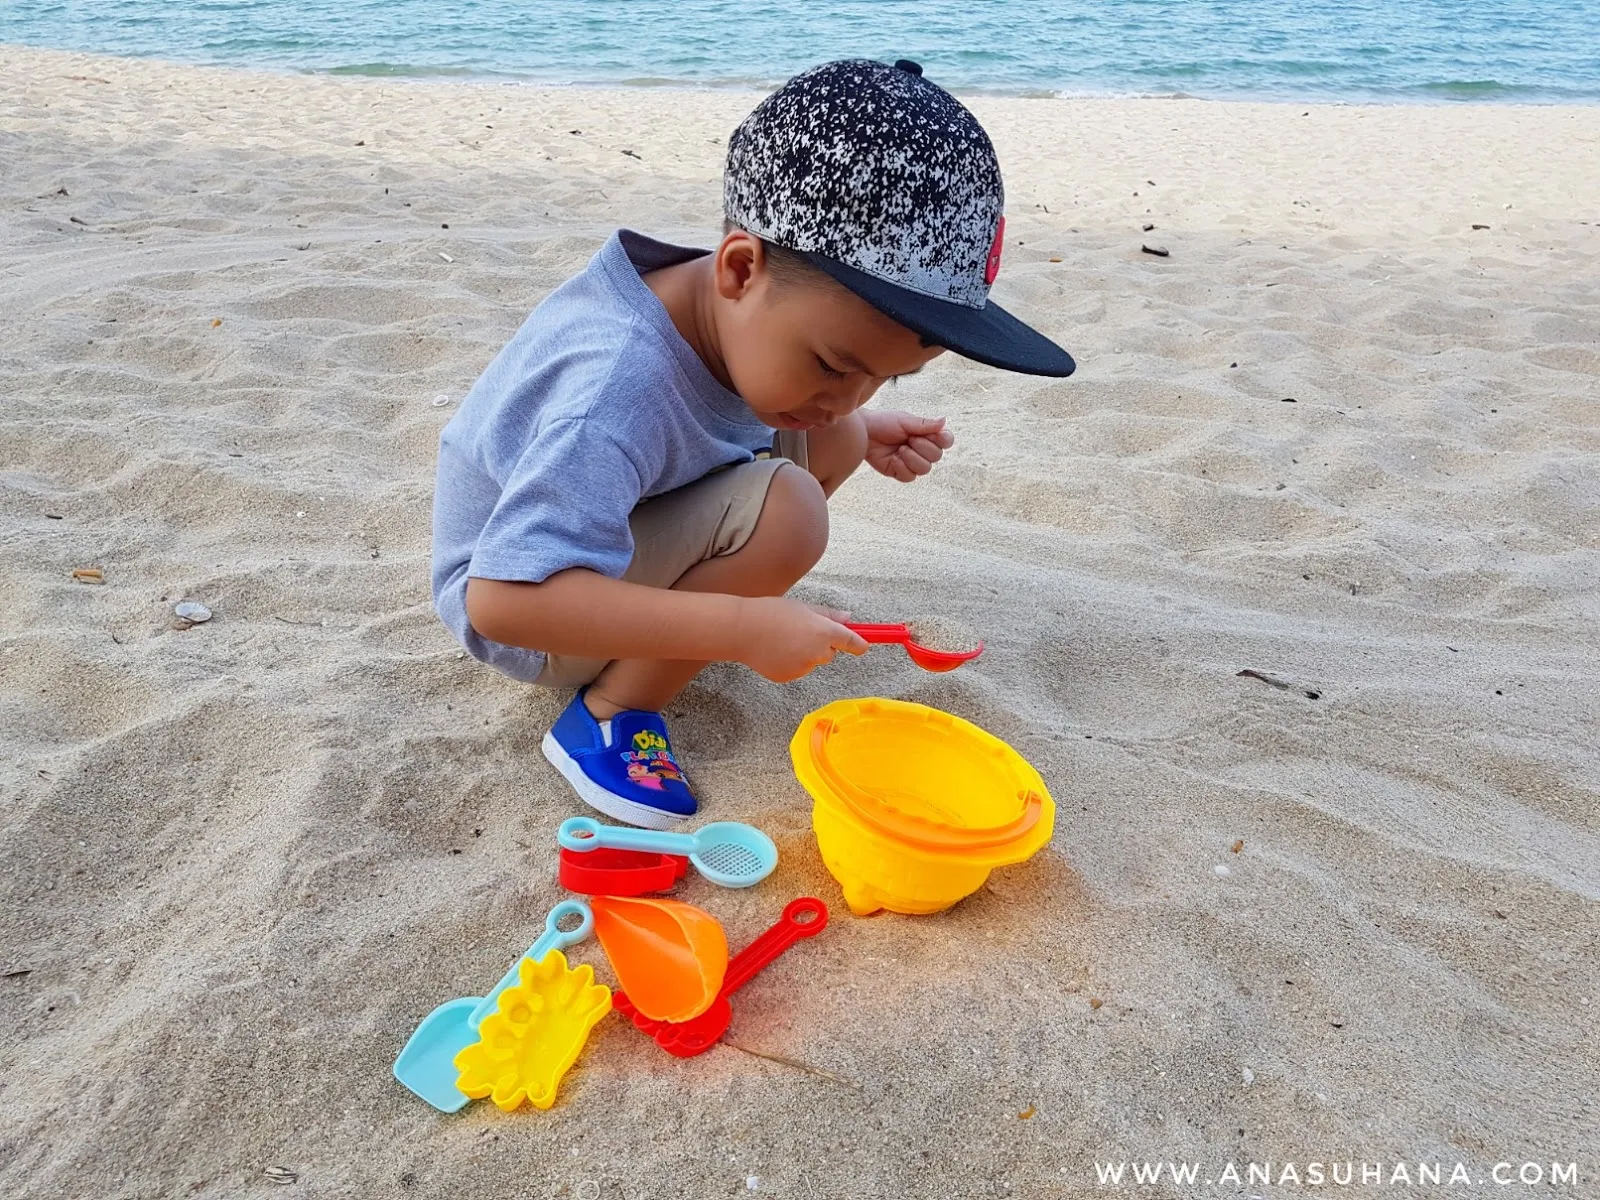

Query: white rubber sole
[{"left": 540, "top": 729, "right": 690, "bottom": 831}]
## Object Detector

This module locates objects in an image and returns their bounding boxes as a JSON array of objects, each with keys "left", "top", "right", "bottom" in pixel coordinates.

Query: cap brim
[{"left": 801, "top": 252, "right": 1075, "bottom": 378}]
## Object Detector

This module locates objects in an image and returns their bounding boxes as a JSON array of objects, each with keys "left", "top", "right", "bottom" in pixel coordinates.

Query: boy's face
[{"left": 712, "top": 233, "right": 945, "bottom": 430}]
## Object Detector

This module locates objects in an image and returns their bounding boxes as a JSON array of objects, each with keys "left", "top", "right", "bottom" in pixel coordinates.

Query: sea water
[{"left": 4, "top": 0, "right": 1598, "bottom": 102}]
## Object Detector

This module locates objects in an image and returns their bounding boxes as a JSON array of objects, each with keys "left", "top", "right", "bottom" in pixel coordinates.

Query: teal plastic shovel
[{"left": 393, "top": 899, "right": 594, "bottom": 1112}]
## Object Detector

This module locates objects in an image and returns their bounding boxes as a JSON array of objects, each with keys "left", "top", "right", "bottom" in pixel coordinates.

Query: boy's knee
[
  {"left": 810, "top": 412, "right": 869, "bottom": 496},
  {"left": 756, "top": 462, "right": 829, "bottom": 578}
]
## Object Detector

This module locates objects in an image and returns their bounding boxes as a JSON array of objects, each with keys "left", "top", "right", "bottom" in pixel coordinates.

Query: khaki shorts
[{"left": 534, "top": 430, "right": 809, "bottom": 689}]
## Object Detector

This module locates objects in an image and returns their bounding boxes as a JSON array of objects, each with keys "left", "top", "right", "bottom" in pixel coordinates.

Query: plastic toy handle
[
  {"left": 558, "top": 816, "right": 698, "bottom": 858},
  {"left": 531, "top": 899, "right": 595, "bottom": 960},
  {"left": 721, "top": 898, "right": 829, "bottom": 996},
  {"left": 843, "top": 623, "right": 911, "bottom": 644},
  {"left": 467, "top": 899, "right": 593, "bottom": 1029}
]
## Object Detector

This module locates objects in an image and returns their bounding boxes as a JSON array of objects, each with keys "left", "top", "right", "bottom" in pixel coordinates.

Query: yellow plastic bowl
[{"left": 790, "top": 698, "right": 1055, "bottom": 915}]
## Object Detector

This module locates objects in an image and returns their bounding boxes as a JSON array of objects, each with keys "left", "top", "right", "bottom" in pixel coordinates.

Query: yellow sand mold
[{"left": 452, "top": 950, "right": 611, "bottom": 1112}]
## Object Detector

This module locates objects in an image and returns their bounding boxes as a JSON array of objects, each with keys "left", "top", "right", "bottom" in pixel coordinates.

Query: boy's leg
[
  {"left": 544, "top": 415, "right": 871, "bottom": 714},
  {"left": 585, "top": 461, "right": 827, "bottom": 717},
  {"left": 585, "top": 416, "right": 870, "bottom": 715},
  {"left": 539, "top": 429, "right": 871, "bottom": 826},
  {"left": 800, "top": 412, "right": 870, "bottom": 498}
]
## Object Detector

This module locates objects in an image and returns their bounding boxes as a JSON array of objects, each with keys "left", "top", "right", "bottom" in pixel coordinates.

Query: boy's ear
[{"left": 713, "top": 230, "right": 765, "bottom": 301}]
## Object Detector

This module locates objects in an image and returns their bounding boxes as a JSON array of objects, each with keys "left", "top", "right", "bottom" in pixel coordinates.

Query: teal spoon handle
[
  {"left": 467, "top": 899, "right": 593, "bottom": 1029},
  {"left": 558, "top": 816, "right": 698, "bottom": 857}
]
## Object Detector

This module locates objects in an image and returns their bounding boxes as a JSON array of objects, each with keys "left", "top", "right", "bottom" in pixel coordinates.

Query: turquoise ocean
[{"left": 4, "top": 0, "right": 1599, "bottom": 102}]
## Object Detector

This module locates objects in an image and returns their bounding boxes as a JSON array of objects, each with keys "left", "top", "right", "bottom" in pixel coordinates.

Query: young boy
[{"left": 431, "top": 58, "right": 1074, "bottom": 829}]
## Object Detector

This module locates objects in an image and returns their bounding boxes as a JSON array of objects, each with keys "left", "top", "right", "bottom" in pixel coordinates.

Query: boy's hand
[
  {"left": 735, "top": 597, "right": 868, "bottom": 683},
  {"left": 863, "top": 411, "right": 954, "bottom": 483}
]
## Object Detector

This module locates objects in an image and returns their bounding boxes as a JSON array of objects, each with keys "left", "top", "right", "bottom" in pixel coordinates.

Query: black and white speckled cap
[{"left": 724, "top": 58, "right": 1074, "bottom": 377}]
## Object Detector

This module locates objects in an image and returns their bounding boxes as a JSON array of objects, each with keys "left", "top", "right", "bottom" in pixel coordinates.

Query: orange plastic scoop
[
  {"left": 844, "top": 623, "right": 984, "bottom": 672},
  {"left": 591, "top": 896, "right": 728, "bottom": 1023},
  {"left": 614, "top": 898, "right": 828, "bottom": 1057}
]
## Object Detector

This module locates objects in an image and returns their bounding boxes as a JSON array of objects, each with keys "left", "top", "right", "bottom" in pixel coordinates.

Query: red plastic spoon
[
  {"left": 612, "top": 897, "right": 828, "bottom": 1058},
  {"left": 845, "top": 623, "right": 985, "bottom": 672}
]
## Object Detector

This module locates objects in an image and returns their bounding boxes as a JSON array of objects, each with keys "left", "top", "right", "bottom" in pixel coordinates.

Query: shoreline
[
  {"left": 8, "top": 41, "right": 1600, "bottom": 108},
  {"left": 7, "top": 43, "right": 1598, "bottom": 251}
]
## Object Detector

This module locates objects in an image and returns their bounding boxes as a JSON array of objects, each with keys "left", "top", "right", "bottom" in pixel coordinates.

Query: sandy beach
[{"left": 2, "top": 43, "right": 1598, "bottom": 1199}]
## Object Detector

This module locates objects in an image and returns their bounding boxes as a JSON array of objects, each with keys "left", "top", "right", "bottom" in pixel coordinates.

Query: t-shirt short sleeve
[{"left": 467, "top": 417, "right": 644, "bottom": 585}]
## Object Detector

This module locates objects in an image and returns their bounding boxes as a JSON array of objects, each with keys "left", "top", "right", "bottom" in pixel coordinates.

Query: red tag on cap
[{"left": 984, "top": 216, "right": 1005, "bottom": 286}]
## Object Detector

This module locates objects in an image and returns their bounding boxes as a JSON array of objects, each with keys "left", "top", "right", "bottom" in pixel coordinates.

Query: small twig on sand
[
  {"left": 272, "top": 614, "right": 322, "bottom": 626},
  {"left": 1237, "top": 669, "right": 1321, "bottom": 701},
  {"left": 723, "top": 1041, "right": 861, "bottom": 1090},
  {"left": 1238, "top": 668, "right": 1292, "bottom": 691}
]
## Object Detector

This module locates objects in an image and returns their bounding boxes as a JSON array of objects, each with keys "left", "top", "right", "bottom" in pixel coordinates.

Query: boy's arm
[
  {"left": 862, "top": 410, "right": 953, "bottom": 482},
  {"left": 457, "top": 418, "right": 864, "bottom": 679},
  {"left": 465, "top": 570, "right": 748, "bottom": 662},
  {"left": 459, "top": 417, "right": 744, "bottom": 661},
  {"left": 464, "top": 571, "right": 865, "bottom": 682}
]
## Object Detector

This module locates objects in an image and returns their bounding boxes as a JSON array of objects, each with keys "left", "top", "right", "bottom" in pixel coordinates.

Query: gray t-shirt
[{"left": 431, "top": 230, "right": 773, "bottom": 682}]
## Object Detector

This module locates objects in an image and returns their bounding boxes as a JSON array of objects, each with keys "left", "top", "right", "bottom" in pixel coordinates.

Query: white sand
[{"left": 2, "top": 44, "right": 1597, "bottom": 1199}]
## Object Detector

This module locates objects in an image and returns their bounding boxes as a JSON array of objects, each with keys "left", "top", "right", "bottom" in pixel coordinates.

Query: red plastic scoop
[
  {"left": 845, "top": 623, "right": 984, "bottom": 672},
  {"left": 559, "top": 844, "right": 689, "bottom": 896},
  {"left": 612, "top": 897, "right": 828, "bottom": 1058}
]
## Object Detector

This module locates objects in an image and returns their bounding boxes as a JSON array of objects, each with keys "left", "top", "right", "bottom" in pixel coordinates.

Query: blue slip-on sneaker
[{"left": 540, "top": 689, "right": 698, "bottom": 830}]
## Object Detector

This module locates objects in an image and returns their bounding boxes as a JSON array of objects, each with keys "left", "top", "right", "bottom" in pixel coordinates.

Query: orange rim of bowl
[{"left": 805, "top": 712, "right": 1044, "bottom": 854}]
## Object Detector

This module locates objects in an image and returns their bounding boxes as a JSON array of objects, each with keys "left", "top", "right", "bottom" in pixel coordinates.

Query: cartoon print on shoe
[{"left": 541, "top": 689, "right": 697, "bottom": 829}]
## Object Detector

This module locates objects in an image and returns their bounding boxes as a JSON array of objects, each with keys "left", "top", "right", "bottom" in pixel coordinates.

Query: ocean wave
[
  {"left": 320, "top": 62, "right": 500, "bottom": 78},
  {"left": 8, "top": 0, "right": 1600, "bottom": 106},
  {"left": 1406, "top": 79, "right": 1542, "bottom": 99}
]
